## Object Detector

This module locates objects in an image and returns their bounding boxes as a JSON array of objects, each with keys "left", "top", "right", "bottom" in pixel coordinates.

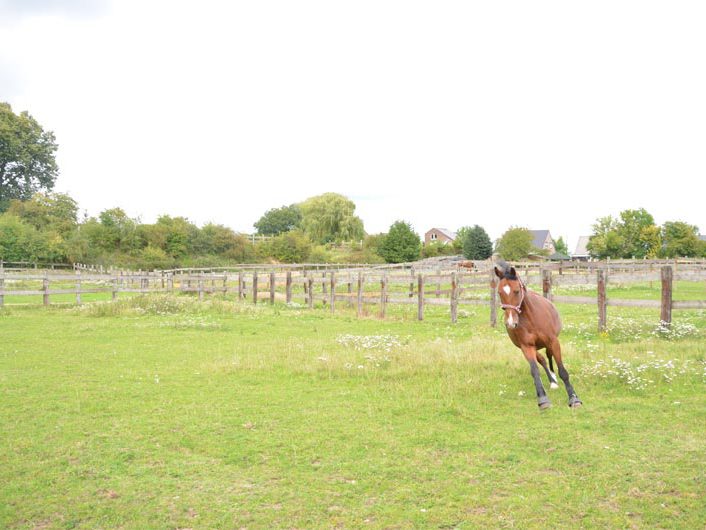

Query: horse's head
[{"left": 494, "top": 263, "right": 525, "bottom": 329}]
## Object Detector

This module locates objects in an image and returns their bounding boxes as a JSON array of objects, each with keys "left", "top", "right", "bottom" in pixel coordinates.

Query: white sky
[{"left": 2, "top": 0, "right": 704, "bottom": 252}]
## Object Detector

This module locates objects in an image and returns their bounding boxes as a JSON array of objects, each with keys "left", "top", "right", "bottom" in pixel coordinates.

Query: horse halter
[{"left": 500, "top": 278, "right": 526, "bottom": 314}]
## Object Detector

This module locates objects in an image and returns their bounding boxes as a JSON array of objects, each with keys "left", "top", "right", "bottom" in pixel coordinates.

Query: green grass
[{"left": 1, "top": 294, "right": 705, "bottom": 529}]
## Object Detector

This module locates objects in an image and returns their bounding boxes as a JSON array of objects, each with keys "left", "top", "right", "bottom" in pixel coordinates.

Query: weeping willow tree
[{"left": 299, "top": 192, "right": 365, "bottom": 244}]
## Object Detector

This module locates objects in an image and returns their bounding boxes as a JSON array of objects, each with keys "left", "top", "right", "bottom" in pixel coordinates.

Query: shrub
[{"left": 264, "top": 231, "right": 312, "bottom": 263}]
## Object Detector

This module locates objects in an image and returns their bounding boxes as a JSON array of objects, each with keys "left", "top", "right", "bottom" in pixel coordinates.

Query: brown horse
[
  {"left": 494, "top": 261, "right": 582, "bottom": 409},
  {"left": 456, "top": 260, "right": 475, "bottom": 271}
]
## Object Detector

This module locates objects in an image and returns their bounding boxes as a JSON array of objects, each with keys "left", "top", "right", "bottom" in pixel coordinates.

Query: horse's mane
[{"left": 495, "top": 259, "right": 518, "bottom": 280}]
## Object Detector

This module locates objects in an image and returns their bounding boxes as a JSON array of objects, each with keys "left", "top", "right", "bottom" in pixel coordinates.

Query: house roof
[
  {"left": 529, "top": 230, "right": 551, "bottom": 249},
  {"left": 427, "top": 228, "right": 457, "bottom": 240},
  {"left": 573, "top": 236, "right": 590, "bottom": 257}
]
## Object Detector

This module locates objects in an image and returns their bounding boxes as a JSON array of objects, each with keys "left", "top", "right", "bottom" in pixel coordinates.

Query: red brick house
[{"left": 424, "top": 228, "right": 457, "bottom": 246}]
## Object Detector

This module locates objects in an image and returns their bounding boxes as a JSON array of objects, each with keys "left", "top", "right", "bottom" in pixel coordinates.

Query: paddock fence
[{"left": 1, "top": 259, "right": 704, "bottom": 331}]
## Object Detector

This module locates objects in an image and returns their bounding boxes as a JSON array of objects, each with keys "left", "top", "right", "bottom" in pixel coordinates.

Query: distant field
[{"left": 1, "top": 294, "right": 704, "bottom": 528}]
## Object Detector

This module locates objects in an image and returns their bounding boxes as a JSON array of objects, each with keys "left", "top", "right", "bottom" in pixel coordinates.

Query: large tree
[
  {"left": 587, "top": 209, "right": 661, "bottom": 259},
  {"left": 462, "top": 225, "right": 493, "bottom": 260},
  {"left": 587, "top": 216, "right": 623, "bottom": 259},
  {"left": 0, "top": 103, "right": 59, "bottom": 212},
  {"left": 495, "top": 227, "right": 533, "bottom": 261},
  {"left": 299, "top": 193, "right": 365, "bottom": 244},
  {"left": 253, "top": 204, "right": 302, "bottom": 235},
  {"left": 616, "top": 208, "right": 660, "bottom": 258},
  {"left": 661, "top": 221, "right": 701, "bottom": 258}
]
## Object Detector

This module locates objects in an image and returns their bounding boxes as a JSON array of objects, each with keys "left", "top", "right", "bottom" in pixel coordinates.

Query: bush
[
  {"left": 309, "top": 245, "right": 333, "bottom": 263},
  {"left": 138, "top": 245, "right": 174, "bottom": 270},
  {"left": 264, "top": 231, "right": 312, "bottom": 263},
  {"left": 421, "top": 241, "right": 456, "bottom": 258}
]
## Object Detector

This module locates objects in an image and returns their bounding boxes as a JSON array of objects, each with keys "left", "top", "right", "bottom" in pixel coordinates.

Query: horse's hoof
[
  {"left": 538, "top": 397, "right": 551, "bottom": 409},
  {"left": 568, "top": 397, "right": 583, "bottom": 408},
  {"left": 550, "top": 382, "right": 560, "bottom": 390}
]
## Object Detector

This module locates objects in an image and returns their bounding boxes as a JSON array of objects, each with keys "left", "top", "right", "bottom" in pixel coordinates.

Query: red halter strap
[{"left": 500, "top": 278, "right": 526, "bottom": 314}]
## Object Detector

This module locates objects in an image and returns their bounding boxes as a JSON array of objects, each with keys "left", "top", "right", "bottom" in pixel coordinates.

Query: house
[
  {"left": 572, "top": 236, "right": 591, "bottom": 261},
  {"left": 425, "top": 228, "right": 456, "bottom": 246},
  {"left": 529, "top": 230, "right": 556, "bottom": 255}
]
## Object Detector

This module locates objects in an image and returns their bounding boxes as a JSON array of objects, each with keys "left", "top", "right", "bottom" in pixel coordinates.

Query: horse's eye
[{"left": 514, "top": 290, "right": 520, "bottom": 294}]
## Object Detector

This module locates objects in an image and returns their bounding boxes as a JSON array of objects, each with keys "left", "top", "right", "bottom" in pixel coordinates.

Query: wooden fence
[{"left": 1, "top": 261, "right": 704, "bottom": 330}]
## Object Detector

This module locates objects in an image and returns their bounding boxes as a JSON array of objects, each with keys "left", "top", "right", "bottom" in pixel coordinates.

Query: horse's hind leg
[
  {"left": 548, "top": 340, "right": 582, "bottom": 408},
  {"left": 521, "top": 346, "right": 551, "bottom": 409},
  {"left": 536, "top": 352, "right": 559, "bottom": 389}
]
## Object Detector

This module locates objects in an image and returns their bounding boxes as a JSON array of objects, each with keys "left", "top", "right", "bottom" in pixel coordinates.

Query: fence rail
[{"left": 1, "top": 260, "right": 704, "bottom": 331}]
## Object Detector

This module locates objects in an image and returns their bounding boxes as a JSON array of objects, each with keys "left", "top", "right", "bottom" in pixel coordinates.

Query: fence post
[
  {"left": 270, "top": 272, "right": 276, "bottom": 305},
  {"left": 490, "top": 270, "right": 497, "bottom": 327},
  {"left": 660, "top": 266, "right": 673, "bottom": 327},
  {"left": 357, "top": 271, "right": 364, "bottom": 317},
  {"left": 321, "top": 272, "right": 328, "bottom": 307},
  {"left": 286, "top": 271, "right": 293, "bottom": 304},
  {"left": 380, "top": 274, "right": 388, "bottom": 319},
  {"left": 112, "top": 276, "right": 118, "bottom": 301},
  {"left": 597, "top": 269, "right": 607, "bottom": 332},
  {"left": 76, "top": 270, "right": 82, "bottom": 305},
  {"left": 542, "top": 269, "right": 552, "bottom": 301},
  {"left": 252, "top": 272, "right": 258, "bottom": 304},
  {"left": 347, "top": 277, "right": 353, "bottom": 308},
  {"left": 450, "top": 272, "right": 458, "bottom": 323},
  {"left": 198, "top": 274, "right": 204, "bottom": 301},
  {"left": 43, "top": 273, "right": 49, "bottom": 307},
  {"left": 0, "top": 271, "right": 4, "bottom": 307},
  {"left": 238, "top": 272, "right": 244, "bottom": 300},
  {"left": 330, "top": 272, "right": 336, "bottom": 314},
  {"left": 307, "top": 277, "right": 314, "bottom": 309},
  {"left": 417, "top": 274, "right": 425, "bottom": 321},
  {"left": 167, "top": 273, "right": 173, "bottom": 294}
]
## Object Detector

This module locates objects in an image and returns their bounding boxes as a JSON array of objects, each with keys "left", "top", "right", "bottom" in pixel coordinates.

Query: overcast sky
[{"left": 2, "top": 0, "right": 704, "bottom": 251}]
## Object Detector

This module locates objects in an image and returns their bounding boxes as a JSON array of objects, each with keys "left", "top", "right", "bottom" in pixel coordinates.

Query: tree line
[
  {"left": 585, "top": 208, "right": 704, "bottom": 259},
  {"left": 0, "top": 190, "right": 490, "bottom": 267},
  {"left": 1, "top": 102, "right": 703, "bottom": 268}
]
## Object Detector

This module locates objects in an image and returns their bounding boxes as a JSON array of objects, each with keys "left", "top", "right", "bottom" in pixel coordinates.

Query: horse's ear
[
  {"left": 494, "top": 266, "right": 504, "bottom": 279},
  {"left": 509, "top": 267, "right": 517, "bottom": 278}
]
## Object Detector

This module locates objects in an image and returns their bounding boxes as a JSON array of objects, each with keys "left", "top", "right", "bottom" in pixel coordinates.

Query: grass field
[{"left": 1, "top": 289, "right": 705, "bottom": 529}]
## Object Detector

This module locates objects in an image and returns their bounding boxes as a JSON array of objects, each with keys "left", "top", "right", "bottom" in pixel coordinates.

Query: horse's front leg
[
  {"left": 521, "top": 345, "right": 551, "bottom": 409},
  {"left": 536, "top": 352, "right": 559, "bottom": 389}
]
